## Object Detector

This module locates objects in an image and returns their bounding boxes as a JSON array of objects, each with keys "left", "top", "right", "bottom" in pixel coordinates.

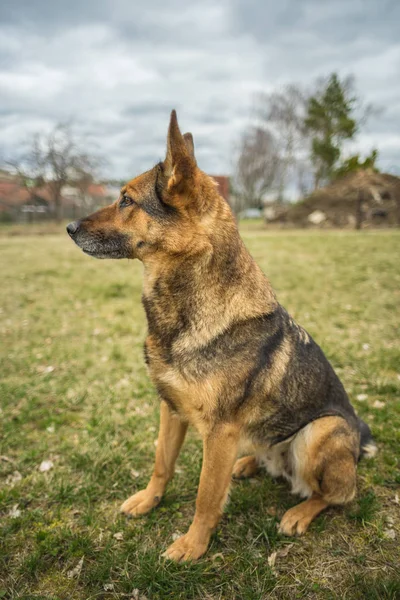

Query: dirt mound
[{"left": 270, "top": 170, "right": 400, "bottom": 228}]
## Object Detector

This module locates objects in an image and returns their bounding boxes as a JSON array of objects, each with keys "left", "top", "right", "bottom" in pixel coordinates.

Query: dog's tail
[{"left": 358, "top": 418, "right": 378, "bottom": 459}]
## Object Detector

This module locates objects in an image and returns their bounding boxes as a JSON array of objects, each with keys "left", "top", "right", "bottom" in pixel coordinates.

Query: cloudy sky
[{"left": 1, "top": 0, "right": 399, "bottom": 181}]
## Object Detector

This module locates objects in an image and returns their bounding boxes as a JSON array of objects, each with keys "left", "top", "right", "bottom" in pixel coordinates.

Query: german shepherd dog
[{"left": 67, "top": 111, "right": 376, "bottom": 561}]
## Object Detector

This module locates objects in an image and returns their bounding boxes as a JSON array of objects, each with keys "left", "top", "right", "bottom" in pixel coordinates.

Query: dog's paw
[
  {"left": 232, "top": 455, "right": 258, "bottom": 479},
  {"left": 120, "top": 489, "right": 161, "bottom": 517},
  {"left": 162, "top": 533, "right": 208, "bottom": 562},
  {"left": 278, "top": 505, "right": 312, "bottom": 536}
]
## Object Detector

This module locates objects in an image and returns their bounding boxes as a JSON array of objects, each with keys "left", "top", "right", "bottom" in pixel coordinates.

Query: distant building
[
  {"left": 0, "top": 172, "right": 113, "bottom": 222},
  {"left": 0, "top": 172, "right": 232, "bottom": 222},
  {"left": 211, "top": 176, "right": 230, "bottom": 204},
  {"left": 0, "top": 177, "right": 31, "bottom": 221},
  {"left": 240, "top": 208, "right": 262, "bottom": 219}
]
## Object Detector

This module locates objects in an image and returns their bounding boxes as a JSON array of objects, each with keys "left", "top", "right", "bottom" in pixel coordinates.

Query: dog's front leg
[
  {"left": 163, "top": 422, "right": 240, "bottom": 561},
  {"left": 121, "top": 400, "right": 188, "bottom": 516}
]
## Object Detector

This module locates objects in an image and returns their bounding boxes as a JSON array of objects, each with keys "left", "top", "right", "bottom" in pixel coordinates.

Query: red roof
[
  {"left": 211, "top": 175, "right": 230, "bottom": 203},
  {"left": 0, "top": 180, "right": 30, "bottom": 207},
  {"left": 87, "top": 183, "right": 107, "bottom": 197},
  {"left": 0, "top": 178, "right": 81, "bottom": 208}
]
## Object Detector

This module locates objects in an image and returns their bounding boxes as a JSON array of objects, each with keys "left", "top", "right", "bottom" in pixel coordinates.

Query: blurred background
[
  {"left": 1, "top": 3, "right": 399, "bottom": 597},
  {"left": 1, "top": 0, "right": 400, "bottom": 229}
]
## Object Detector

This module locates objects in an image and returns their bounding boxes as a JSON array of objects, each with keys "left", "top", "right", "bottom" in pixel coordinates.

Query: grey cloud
[
  {"left": 231, "top": 0, "right": 400, "bottom": 44},
  {"left": 0, "top": 0, "right": 399, "bottom": 181}
]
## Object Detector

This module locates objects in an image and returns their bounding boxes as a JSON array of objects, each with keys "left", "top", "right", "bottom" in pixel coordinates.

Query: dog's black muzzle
[
  {"left": 66, "top": 221, "right": 81, "bottom": 237},
  {"left": 66, "top": 219, "right": 133, "bottom": 259}
]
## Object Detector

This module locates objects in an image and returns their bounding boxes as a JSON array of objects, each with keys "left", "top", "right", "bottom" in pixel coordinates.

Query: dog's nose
[{"left": 66, "top": 221, "right": 80, "bottom": 236}]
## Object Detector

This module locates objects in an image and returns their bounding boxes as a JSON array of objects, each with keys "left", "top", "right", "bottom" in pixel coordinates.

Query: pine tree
[{"left": 305, "top": 73, "right": 357, "bottom": 188}]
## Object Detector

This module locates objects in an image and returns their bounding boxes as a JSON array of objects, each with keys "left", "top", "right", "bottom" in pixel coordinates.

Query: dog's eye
[{"left": 120, "top": 195, "right": 134, "bottom": 208}]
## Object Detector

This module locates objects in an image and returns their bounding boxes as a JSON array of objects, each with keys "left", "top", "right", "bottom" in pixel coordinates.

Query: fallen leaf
[
  {"left": 383, "top": 528, "right": 396, "bottom": 540},
  {"left": 356, "top": 394, "right": 368, "bottom": 402},
  {"left": 67, "top": 556, "right": 84, "bottom": 579},
  {"left": 277, "top": 543, "right": 294, "bottom": 558},
  {"left": 362, "top": 343, "right": 370, "bottom": 351},
  {"left": 9, "top": 504, "right": 21, "bottom": 519},
  {"left": 0, "top": 455, "right": 16, "bottom": 464},
  {"left": 104, "top": 583, "right": 114, "bottom": 591},
  {"left": 268, "top": 544, "right": 294, "bottom": 571},
  {"left": 211, "top": 552, "right": 224, "bottom": 562},
  {"left": 37, "top": 365, "right": 55, "bottom": 374},
  {"left": 5, "top": 471, "right": 22, "bottom": 486},
  {"left": 46, "top": 425, "right": 55, "bottom": 433},
  {"left": 130, "top": 590, "right": 148, "bottom": 600},
  {"left": 372, "top": 400, "right": 385, "bottom": 409},
  {"left": 267, "top": 551, "right": 277, "bottom": 569},
  {"left": 172, "top": 532, "right": 181, "bottom": 541},
  {"left": 130, "top": 469, "right": 140, "bottom": 479},
  {"left": 39, "top": 460, "right": 54, "bottom": 472},
  {"left": 113, "top": 532, "right": 123, "bottom": 541}
]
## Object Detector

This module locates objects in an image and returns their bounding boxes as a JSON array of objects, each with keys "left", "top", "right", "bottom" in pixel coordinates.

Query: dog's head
[{"left": 67, "top": 111, "right": 229, "bottom": 261}]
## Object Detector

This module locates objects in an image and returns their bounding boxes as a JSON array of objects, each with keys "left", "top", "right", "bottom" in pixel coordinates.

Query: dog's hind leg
[
  {"left": 121, "top": 400, "right": 188, "bottom": 516},
  {"left": 279, "top": 416, "right": 358, "bottom": 536},
  {"left": 279, "top": 494, "right": 328, "bottom": 536},
  {"left": 232, "top": 455, "right": 259, "bottom": 479}
]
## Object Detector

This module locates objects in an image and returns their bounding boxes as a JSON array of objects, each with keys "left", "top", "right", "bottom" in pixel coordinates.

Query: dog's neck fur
[{"left": 141, "top": 201, "right": 277, "bottom": 354}]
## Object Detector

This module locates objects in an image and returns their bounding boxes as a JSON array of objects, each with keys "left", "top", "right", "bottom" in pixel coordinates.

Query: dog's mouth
[{"left": 67, "top": 222, "right": 133, "bottom": 259}]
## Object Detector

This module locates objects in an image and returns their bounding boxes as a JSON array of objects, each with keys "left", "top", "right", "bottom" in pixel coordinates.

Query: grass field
[{"left": 1, "top": 224, "right": 399, "bottom": 599}]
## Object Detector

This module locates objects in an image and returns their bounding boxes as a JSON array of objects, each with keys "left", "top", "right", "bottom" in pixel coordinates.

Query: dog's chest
[{"left": 145, "top": 337, "right": 220, "bottom": 433}]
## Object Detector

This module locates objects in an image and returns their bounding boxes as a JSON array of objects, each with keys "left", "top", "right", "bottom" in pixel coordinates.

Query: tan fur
[
  {"left": 121, "top": 401, "right": 188, "bottom": 516},
  {"left": 238, "top": 416, "right": 359, "bottom": 535},
  {"left": 117, "top": 122, "right": 359, "bottom": 553},
  {"left": 233, "top": 455, "right": 259, "bottom": 479},
  {"left": 163, "top": 422, "right": 240, "bottom": 561},
  {"left": 69, "top": 111, "right": 368, "bottom": 561},
  {"left": 279, "top": 494, "right": 329, "bottom": 536}
]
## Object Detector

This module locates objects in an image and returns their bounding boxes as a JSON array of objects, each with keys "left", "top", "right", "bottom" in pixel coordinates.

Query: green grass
[{"left": 0, "top": 225, "right": 399, "bottom": 599}]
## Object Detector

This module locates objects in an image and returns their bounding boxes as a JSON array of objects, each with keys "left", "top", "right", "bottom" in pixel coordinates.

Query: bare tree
[
  {"left": 72, "top": 168, "right": 96, "bottom": 212},
  {"left": 255, "top": 84, "right": 311, "bottom": 201},
  {"left": 6, "top": 134, "right": 46, "bottom": 201},
  {"left": 44, "top": 123, "right": 99, "bottom": 221},
  {"left": 233, "top": 127, "right": 280, "bottom": 213},
  {"left": 6, "top": 123, "right": 99, "bottom": 221}
]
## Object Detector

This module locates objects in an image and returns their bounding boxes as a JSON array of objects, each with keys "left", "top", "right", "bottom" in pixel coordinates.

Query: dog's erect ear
[
  {"left": 163, "top": 111, "right": 196, "bottom": 194},
  {"left": 183, "top": 132, "right": 195, "bottom": 159}
]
